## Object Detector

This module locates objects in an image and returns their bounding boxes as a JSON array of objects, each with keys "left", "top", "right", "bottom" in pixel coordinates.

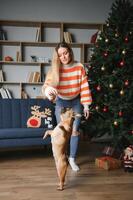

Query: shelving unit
[{"left": 0, "top": 20, "right": 103, "bottom": 99}]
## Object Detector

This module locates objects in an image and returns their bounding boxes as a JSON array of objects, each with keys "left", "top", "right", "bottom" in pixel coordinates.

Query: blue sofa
[{"left": 0, "top": 99, "right": 56, "bottom": 149}]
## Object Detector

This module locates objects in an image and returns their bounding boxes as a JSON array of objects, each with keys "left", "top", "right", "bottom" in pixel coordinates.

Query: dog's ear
[
  {"left": 61, "top": 107, "right": 66, "bottom": 114},
  {"left": 66, "top": 107, "right": 71, "bottom": 111},
  {"left": 61, "top": 107, "right": 72, "bottom": 113}
]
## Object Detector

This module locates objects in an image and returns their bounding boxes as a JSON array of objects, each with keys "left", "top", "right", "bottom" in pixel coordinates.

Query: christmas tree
[{"left": 87, "top": 0, "right": 133, "bottom": 148}]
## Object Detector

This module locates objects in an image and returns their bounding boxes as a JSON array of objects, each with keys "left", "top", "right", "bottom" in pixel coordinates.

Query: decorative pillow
[{"left": 27, "top": 101, "right": 56, "bottom": 129}]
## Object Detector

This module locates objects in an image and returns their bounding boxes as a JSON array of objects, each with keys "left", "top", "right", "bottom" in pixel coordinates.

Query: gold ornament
[
  {"left": 120, "top": 89, "right": 124, "bottom": 95},
  {"left": 101, "top": 66, "right": 105, "bottom": 71},
  {"left": 95, "top": 106, "right": 99, "bottom": 110},
  {"left": 114, "top": 121, "right": 118, "bottom": 126},
  {"left": 109, "top": 84, "right": 113, "bottom": 88},
  {"left": 122, "top": 50, "right": 126, "bottom": 55},
  {"left": 115, "top": 33, "right": 118, "bottom": 37}
]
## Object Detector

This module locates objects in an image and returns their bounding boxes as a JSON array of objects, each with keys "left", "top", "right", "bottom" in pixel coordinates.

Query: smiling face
[{"left": 57, "top": 47, "right": 72, "bottom": 65}]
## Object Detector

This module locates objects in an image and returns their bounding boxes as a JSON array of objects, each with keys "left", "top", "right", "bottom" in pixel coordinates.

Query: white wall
[{"left": 0, "top": 0, "right": 116, "bottom": 23}]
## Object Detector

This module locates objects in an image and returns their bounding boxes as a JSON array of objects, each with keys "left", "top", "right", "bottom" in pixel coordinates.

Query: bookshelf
[{"left": 0, "top": 20, "right": 103, "bottom": 99}]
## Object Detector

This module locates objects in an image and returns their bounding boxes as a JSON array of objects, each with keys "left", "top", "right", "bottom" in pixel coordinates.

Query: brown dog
[{"left": 43, "top": 108, "right": 80, "bottom": 190}]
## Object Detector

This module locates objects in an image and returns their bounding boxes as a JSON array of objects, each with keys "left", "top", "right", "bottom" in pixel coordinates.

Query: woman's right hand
[{"left": 45, "top": 86, "right": 58, "bottom": 101}]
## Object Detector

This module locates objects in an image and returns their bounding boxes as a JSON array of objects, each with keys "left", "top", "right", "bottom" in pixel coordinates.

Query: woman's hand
[
  {"left": 45, "top": 86, "right": 58, "bottom": 101},
  {"left": 83, "top": 108, "right": 90, "bottom": 119}
]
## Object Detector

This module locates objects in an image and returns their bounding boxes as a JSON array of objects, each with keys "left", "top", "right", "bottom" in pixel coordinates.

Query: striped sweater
[{"left": 57, "top": 62, "right": 92, "bottom": 106}]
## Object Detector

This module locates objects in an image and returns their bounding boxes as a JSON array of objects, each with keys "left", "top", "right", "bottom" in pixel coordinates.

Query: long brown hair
[{"left": 45, "top": 42, "right": 74, "bottom": 87}]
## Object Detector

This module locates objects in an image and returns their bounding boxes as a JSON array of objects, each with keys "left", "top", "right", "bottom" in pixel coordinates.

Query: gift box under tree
[{"left": 95, "top": 156, "right": 122, "bottom": 170}]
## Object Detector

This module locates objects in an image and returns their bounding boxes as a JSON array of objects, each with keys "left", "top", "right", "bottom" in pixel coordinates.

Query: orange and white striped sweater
[
  {"left": 43, "top": 62, "right": 92, "bottom": 107},
  {"left": 57, "top": 62, "right": 92, "bottom": 106}
]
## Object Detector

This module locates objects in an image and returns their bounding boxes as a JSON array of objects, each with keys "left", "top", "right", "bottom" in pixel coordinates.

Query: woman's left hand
[{"left": 84, "top": 109, "right": 90, "bottom": 119}]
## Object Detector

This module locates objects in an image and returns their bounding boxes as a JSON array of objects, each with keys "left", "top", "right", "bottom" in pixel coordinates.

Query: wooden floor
[{"left": 0, "top": 141, "right": 133, "bottom": 200}]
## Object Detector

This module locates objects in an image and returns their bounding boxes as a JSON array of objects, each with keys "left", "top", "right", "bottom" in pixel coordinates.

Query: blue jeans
[{"left": 55, "top": 95, "right": 83, "bottom": 132}]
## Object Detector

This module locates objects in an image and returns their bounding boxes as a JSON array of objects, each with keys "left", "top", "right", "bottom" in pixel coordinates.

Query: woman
[{"left": 42, "top": 42, "right": 92, "bottom": 171}]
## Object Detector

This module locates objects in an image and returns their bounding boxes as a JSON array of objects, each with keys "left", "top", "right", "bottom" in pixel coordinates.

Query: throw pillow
[{"left": 27, "top": 101, "right": 56, "bottom": 129}]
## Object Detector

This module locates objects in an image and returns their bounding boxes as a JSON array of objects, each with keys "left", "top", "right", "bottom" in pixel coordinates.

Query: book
[
  {"left": 28, "top": 72, "right": 34, "bottom": 83},
  {"left": 0, "top": 30, "right": 3, "bottom": 40},
  {"left": 5, "top": 88, "right": 12, "bottom": 98},
  {"left": 63, "top": 32, "right": 72, "bottom": 43},
  {"left": 0, "top": 87, "right": 12, "bottom": 98},
  {"left": 68, "top": 32, "right": 72, "bottom": 43},
  {"left": 21, "top": 90, "right": 28, "bottom": 99},
  {"left": 28, "top": 72, "right": 40, "bottom": 83},
  {"left": 0, "top": 29, "right": 7, "bottom": 40},
  {"left": 0, "top": 70, "right": 4, "bottom": 82},
  {"left": 16, "top": 51, "right": 21, "bottom": 62},
  {"left": 63, "top": 32, "right": 67, "bottom": 43},
  {"left": 35, "top": 28, "right": 41, "bottom": 42},
  {"left": 32, "top": 72, "right": 40, "bottom": 82},
  {"left": 36, "top": 96, "right": 44, "bottom": 99},
  {"left": 0, "top": 87, "right": 7, "bottom": 98}
]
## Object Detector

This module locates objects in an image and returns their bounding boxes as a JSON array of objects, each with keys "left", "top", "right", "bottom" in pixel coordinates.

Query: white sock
[{"left": 69, "top": 157, "right": 80, "bottom": 171}]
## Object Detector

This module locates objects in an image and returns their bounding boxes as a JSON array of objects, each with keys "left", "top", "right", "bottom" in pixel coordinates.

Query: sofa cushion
[
  {"left": 0, "top": 99, "right": 56, "bottom": 129},
  {"left": 27, "top": 102, "right": 54, "bottom": 129}
]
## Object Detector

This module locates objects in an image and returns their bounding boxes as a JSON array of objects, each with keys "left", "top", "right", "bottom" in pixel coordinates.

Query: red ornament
[
  {"left": 118, "top": 111, "right": 123, "bottom": 117},
  {"left": 88, "top": 65, "right": 92, "bottom": 69},
  {"left": 96, "top": 85, "right": 101, "bottom": 91},
  {"left": 104, "top": 52, "right": 108, "bottom": 57},
  {"left": 129, "top": 130, "right": 133, "bottom": 135},
  {"left": 95, "top": 106, "right": 99, "bottom": 110},
  {"left": 114, "top": 121, "right": 118, "bottom": 126},
  {"left": 124, "top": 80, "right": 129, "bottom": 86},
  {"left": 103, "top": 106, "right": 108, "bottom": 112},
  {"left": 119, "top": 60, "right": 125, "bottom": 67},
  {"left": 124, "top": 37, "right": 128, "bottom": 42}
]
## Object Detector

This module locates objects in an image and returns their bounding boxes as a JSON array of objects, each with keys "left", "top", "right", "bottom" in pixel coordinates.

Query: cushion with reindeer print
[{"left": 27, "top": 99, "right": 56, "bottom": 129}]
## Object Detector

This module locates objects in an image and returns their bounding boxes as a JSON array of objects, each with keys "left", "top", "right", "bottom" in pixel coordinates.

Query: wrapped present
[{"left": 95, "top": 156, "right": 122, "bottom": 170}]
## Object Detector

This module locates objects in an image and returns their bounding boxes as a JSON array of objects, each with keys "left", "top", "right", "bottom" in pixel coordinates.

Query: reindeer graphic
[{"left": 27, "top": 105, "right": 52, "bottom": 128}]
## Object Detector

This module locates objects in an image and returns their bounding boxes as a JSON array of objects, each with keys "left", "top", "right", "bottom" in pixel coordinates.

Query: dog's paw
[
  {"left": 57, "top": 183, "right": 65, "bottom": 191},
  {"left": 43, "top": 130, "right": 52, "bottom": 139},
  {"left": 57, "top": 186, "right": 64, "bottom": 191}
]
